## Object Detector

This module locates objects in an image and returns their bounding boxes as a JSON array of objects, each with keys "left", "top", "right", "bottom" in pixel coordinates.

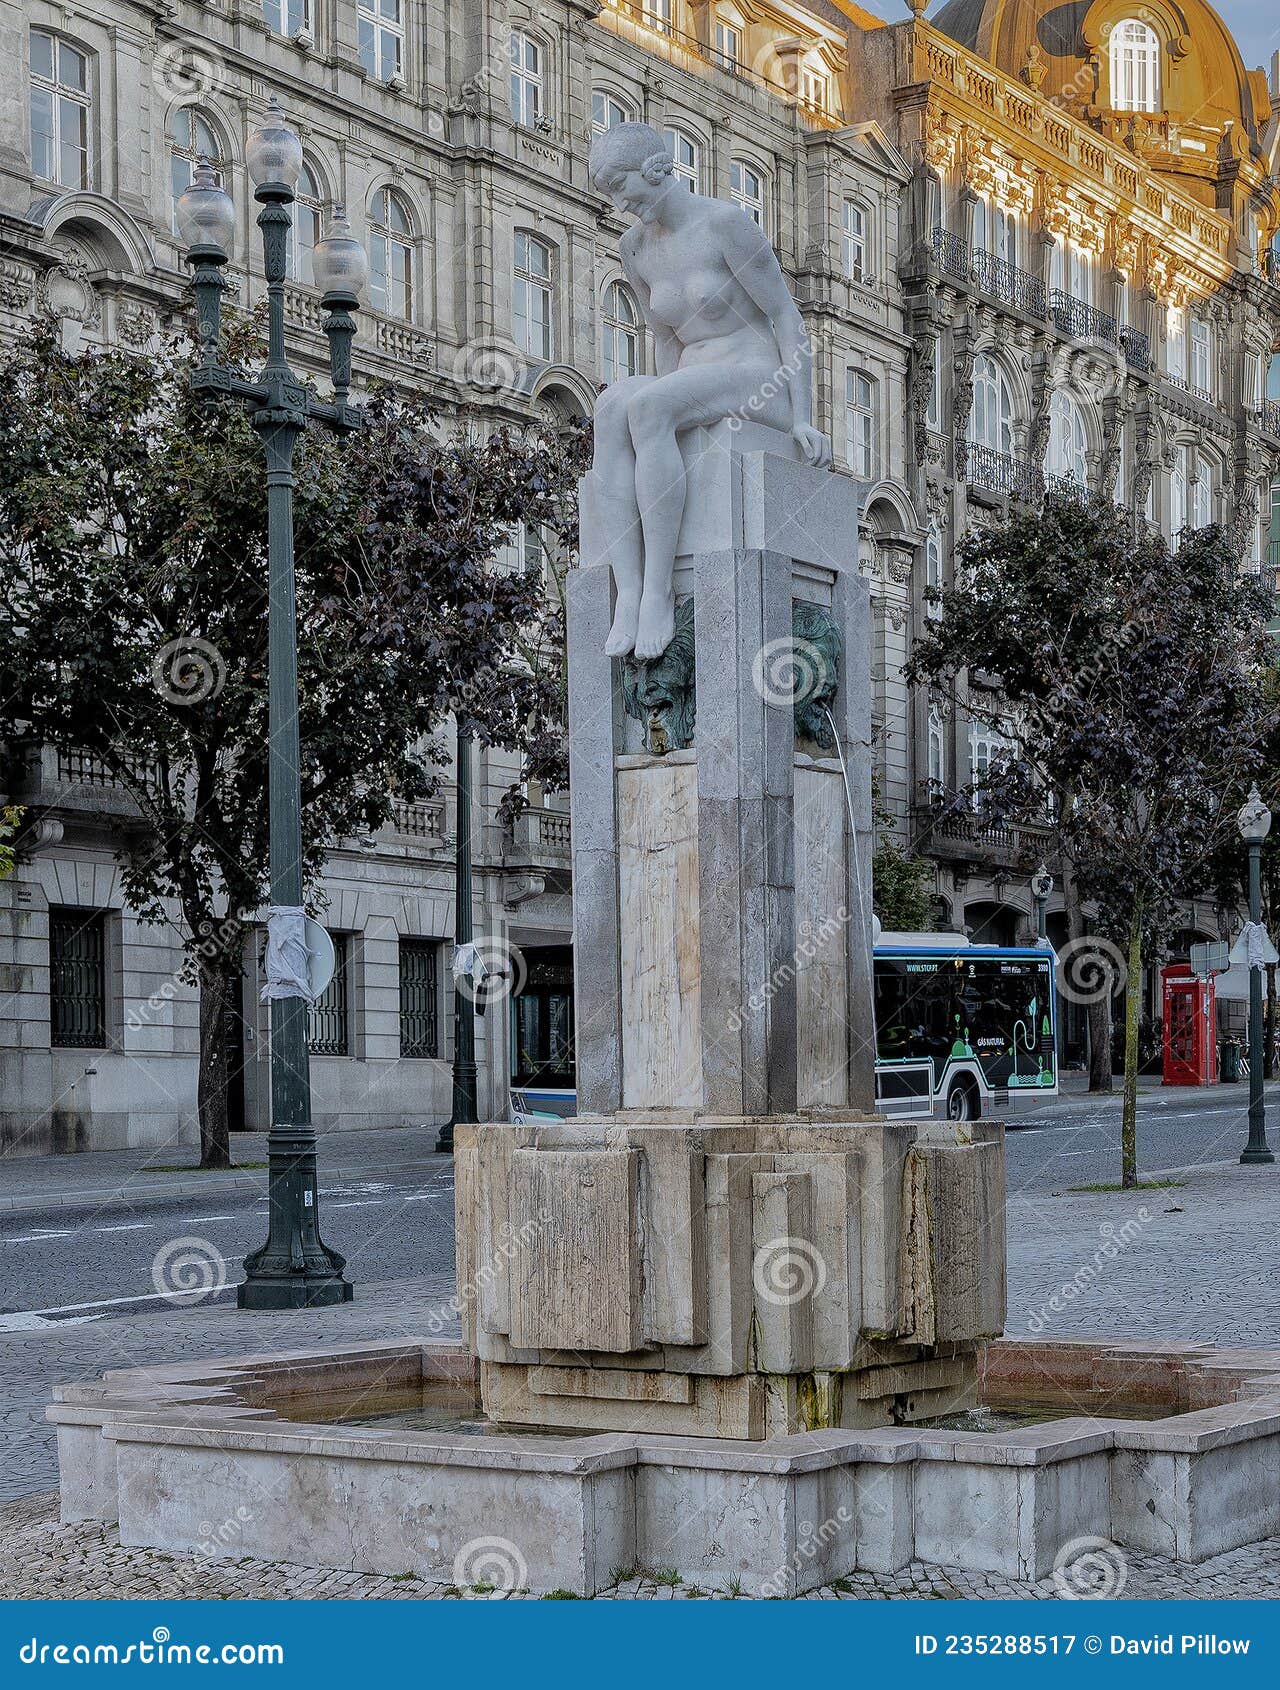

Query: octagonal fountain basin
[{"left": 48, "top": 1338, "right": 1280, "bottom": 1596}]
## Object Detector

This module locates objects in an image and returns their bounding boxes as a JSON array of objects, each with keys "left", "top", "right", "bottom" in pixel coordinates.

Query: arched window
[
  {"left": 925, "top": 521, "right": 944, "bottom": 618},
  {"left": 30, "top": 29, "right": 91, "bottom": 189},
  {"left": 842, "top": 200, "right": 866, "bottom": 282},
  {"left": 369, "top": 186, "right": 414, "bottom": 319},
  {"left": 664, "top": 126, "right": 700, "bottom": 191},
  {"left": 845, "top": 369, "right": 876, "bottom": 478},
  {"left": 592, "top": 90, "right": 633, "bottom": 136},
  {"left": 1190, "top": 457, "right": 1213, "bottom": 530},
  {"left": 1110, "top": 19, "right": 1160, "bottom": 113},
  {"left": 602, "top": 281, "right": 641, "bottom": 384},
  {"left": 927, "top": 705, "right": 946, "bottom": 789},
  {"left": 969, "top": 354, "right": 1013, "bottom": 455},
  {"left": 1046, "top": 389, "right": 1088, "bottom": 488},
  {"left": 514, "top": 231, "right": 553, "bottom": 360},
  {"left": 170, "top": 108, "right": 225, "bottom": 232},
  {"left": 729, "top": 158, "right": 765, "bottom": 227},
  {"left": 510, "top": 31, "right": 543, "bottom": 127},
  {"left": 358, "top": 0, "right": 403, "bottom": 83},
  {"left": 287, "top": 161, "right": 324, "bottom": 285}
]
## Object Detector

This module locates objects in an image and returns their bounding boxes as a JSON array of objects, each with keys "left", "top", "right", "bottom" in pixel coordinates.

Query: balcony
[
  {"left": 1258, "top": 251, "right": 1279, "bottom": 287},
  {"left": 971, "top": 248, "right": 1046, "bottom": 316},
  {"left": 1262, "top": 401, "right": 1280, "bottom": 440},
  {"left": 1118, "top": 327, "right": 1151, "bottom": 372},
  {"left": 931, "top": 226, "right": 969, "bottom": 283},
  {"left": 964, "top": 443, "right": 1035, "bottom": 501},
  {"left": 914, "top": 788, "right": 1055, "bottom": 871},
  {"left": 1048, "top": 290, "right": 1118, "bottom": 348},
  {"left": 7, "top": 743, "right": 160, "bottom": 824},
  {"left": 387, "top": 799, "right": 445, "bottom": 844},
  {"left": 505, "top": 805, "right": 572, "bottom": 870},
  {"left": 1044, "top": 472, "right": 1089, "bottom": 500}
]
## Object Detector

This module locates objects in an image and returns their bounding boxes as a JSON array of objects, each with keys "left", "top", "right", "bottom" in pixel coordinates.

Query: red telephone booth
[{"left": 1161, "top": 963, "right": 1217, "bottom": 1086}]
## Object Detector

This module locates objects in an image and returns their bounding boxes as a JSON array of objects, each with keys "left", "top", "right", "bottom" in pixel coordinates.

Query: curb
[{"left": 0, "top": 1155, "right": 451, "bottom": 1221}]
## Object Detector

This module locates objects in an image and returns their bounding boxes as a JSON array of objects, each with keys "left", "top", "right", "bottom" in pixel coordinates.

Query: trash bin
[{"left": 1220, "top": 1041, "right": 1241, "bottom": 1082}]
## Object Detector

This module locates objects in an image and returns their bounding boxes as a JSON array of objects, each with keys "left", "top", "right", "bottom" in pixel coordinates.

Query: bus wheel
[{"left": 946, "top": 1079, "right": 977, "bottom": 1122}]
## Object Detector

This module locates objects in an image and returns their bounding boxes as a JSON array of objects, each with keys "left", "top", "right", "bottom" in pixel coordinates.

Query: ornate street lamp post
[
  {"left": 177, "top": 100, "right": 370, "bottom": 1306},
  {"left": 436, "top": 728, "right": 478, "bottom": 1156},
  {"left": 1030, "top": 862, "right": 1054, "bottom": 946},
  {"left": 1237, "top": 786, "right": 1275, "bottom": 1166}
]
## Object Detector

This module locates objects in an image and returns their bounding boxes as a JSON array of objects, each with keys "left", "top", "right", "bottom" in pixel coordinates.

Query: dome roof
[{"left": 928, "top": 0, "right": 1270, "bottom": 151}]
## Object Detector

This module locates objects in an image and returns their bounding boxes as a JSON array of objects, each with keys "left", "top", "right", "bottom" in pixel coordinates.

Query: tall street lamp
[
  {"left": 1031, "top": 863, "right": 1054, "bottom": 946},
  {"left": 1237, "top": 785, "right": 1275, "bottom": 1166},
  {"left": 437, "top": 727, "right": 478, "bottom": 1155},
  {"left": 178, "top": 99, "right": 370, "bottom": 1306}
]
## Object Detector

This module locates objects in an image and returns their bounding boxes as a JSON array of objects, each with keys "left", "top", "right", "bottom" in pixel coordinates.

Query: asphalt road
[
  {"left": 0, "top": 1163, "right": 457, "bottom": 1319},
  {"left": 1002, "top": 1079, "right": 1276, "bottom": 1192}
]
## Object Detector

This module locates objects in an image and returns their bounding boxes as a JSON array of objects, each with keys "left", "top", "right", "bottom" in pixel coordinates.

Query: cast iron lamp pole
[
  {"left": 437, "top": 726, "right": 478, "bottom": 1155},
  {"left": 1237, "top": 786, "right": 1275, "bottom": 1166},
  {"left": 1031, "top": 862, "right": 1053, "bottom": 946},
  {"left": 177, "top": 101, "right": 370, "bottom": 1306}
]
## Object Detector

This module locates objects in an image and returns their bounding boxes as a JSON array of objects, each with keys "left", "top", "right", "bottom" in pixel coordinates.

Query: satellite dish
[{"left": 303, "top": 918, "right": 336, "bottom": 1000}]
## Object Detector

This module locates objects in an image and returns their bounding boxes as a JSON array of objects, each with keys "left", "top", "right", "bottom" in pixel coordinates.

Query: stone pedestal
[{"left": 455, "top": 424, "right": 1006, "bottom": 1437}]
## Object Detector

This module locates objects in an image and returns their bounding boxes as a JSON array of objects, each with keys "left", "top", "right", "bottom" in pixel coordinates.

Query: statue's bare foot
[
  {"left": 605, "top": 593, "right": 640, "bottom": 657},
  {"left": 633, "top": 588, "right": 675, "bottom": 661}
]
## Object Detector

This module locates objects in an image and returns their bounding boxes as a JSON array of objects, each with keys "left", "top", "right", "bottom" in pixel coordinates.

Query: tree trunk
[
  {"left": 197, "top": 957, "right": 235, "bottom": 1171},
  {"left": 1120, "top": 912, "right": 1144, "bottom": 1189}
]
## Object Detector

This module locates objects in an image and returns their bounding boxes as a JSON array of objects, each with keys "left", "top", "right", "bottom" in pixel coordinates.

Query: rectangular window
[
  {"left": 263, "top": 0, "right": 309, "bottom": 34},
  {"left": 399, "top": 939, "right": 440, "bottom": 1058},
  {"left": 713, "top": 22, "right": 741, "bottom": 69},
  {"left": 49, "top": 910, "right": 106, "bottom": 1049},
  {"left": 802, "top": 70, "right": 829, "bottom": 114},
  {"left": 842, "top": 200, "right": 866, "bottom": 282},
  {"left": 1190, "top": 317, "right": 1213, "bottom": 397},
  {"left": 643, "top": 1, "right": 674, "bottom": 35},
  {"left": 30, "top": 29, "right": 90, "bottom": 189},
  {"left": 514, "top": 231, "right": 553, "bottom": 360},
  {"left": 509, "top": 30, "right": 542, "bottom": 126},
  {"left": 358, "top": 0, "right": 402, "bottom": 82},
  {"left": 308, "top": 933, "right": 350, "bottom": 1056},
  {"left": 845, "top": 368, "right": 875, "bottom": 478},
  {"left": 1166, "top": 305, "right": 1187, "bottom": 382}
]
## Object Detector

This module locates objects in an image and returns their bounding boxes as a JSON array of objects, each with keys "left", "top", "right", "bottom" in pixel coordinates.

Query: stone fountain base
[{"left": 48, "top": 1337, "right": 1280, "bottom": 1596}]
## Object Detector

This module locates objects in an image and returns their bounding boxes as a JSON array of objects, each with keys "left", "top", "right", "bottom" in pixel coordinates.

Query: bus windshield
[{"left": 874, "top": 949, "right": 1056, "bottom": 1094}]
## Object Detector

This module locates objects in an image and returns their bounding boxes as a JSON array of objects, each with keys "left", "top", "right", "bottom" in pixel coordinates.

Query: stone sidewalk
[{"left": 3, "top": 1493, "right": 1277, "bottom": 1601}]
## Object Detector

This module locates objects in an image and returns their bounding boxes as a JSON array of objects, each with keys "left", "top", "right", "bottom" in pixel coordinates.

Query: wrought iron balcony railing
[
  {"left": 970, "top": 248, "right": 1046, "bottom": 315},
  {"left": 1044, "top": 472, "right": 1089, "bottom": 500},
  {"left": 1048, "top": 290, "right": 1118, "bottom": 347},
  {"left": 1262, "top": 401, "right": 1280, "bottom": 439},
  {"left": 1118, "top": 327, "right": 1151, "bottom": 371},
  {"left": 965, "top": 443, "right": 1034, "bottom": 500},
  {"left": 932, "top": 226, "right": 969, "bottom": 283}
]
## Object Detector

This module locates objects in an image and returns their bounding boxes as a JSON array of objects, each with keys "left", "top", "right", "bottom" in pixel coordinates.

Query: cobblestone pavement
[
  {"left": 4, "top": 1493, "right": 1278, "bottom": 1601},
  {"left": 1005, "top": 1163, "right": 1280, "bottom": 1348}
]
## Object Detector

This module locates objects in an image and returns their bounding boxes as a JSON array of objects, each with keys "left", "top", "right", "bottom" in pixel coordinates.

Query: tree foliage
[
  {"left": 0, "top": 319, "right": 588, "bottom": 1164},
  {"left": 906, "top": 494, "right": 1275, "bottom": 1182}
]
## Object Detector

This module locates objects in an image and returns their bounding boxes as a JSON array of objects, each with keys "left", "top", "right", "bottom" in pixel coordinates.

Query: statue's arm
[
  {"left": 719, "top": 209, "right": 832, "bottom": 467},
  {"left": 621, "top": 234, "right": 681, "bottom": 377}
]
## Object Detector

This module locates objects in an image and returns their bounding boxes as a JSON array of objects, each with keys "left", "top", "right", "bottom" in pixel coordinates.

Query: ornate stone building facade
[{"left": 0, "top": 0, "right": 1276, "bottom": 1150}]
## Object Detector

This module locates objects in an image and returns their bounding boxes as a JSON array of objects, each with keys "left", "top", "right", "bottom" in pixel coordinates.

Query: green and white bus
[{"left": 873, "top": 933, "right": 1058, "bottom": 1122}]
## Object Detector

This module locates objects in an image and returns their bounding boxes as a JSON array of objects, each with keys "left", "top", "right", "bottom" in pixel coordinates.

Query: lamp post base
[
  {"left": 237, "top": 1273, "right": 354, "bottom": 1310},
  {"left": 435, "top": 1121, "right": 455, "bottom": 1155},
  {"left": 1240, "top": 1145, "right": 1276, "bottom": 1166}
]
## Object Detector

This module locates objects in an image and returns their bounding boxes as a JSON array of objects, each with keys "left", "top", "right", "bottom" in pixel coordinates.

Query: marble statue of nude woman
[{"left": 587, "top": 121, "right": 832, "bottom": 662}]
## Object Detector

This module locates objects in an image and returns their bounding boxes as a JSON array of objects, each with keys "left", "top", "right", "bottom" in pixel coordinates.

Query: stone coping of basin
[{"left": 47, "top": 1335, "right": 1280, "bottom": 1473}]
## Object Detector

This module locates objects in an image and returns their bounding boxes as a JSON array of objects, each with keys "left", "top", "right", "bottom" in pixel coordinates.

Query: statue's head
[
  {"left": 621, "top": 598, "right": 696, "bottom": 756},
  {"left": 589, "top": 122, "right": 677, "bottom": 221}
]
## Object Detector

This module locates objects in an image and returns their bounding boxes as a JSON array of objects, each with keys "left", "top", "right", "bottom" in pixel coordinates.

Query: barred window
[
  {"left": 308, "top": 932, "right": 350, "bottom": 1055},
  {"left": 49, "top": 910, "right": 106, "bottom": 1049},
  {"left": 399, "top": 939, "right": 440, "bottom": 1058}
]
